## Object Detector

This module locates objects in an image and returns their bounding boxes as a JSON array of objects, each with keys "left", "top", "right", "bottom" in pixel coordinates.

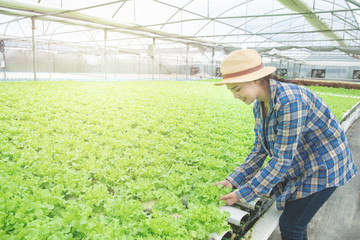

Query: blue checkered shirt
[{"left": 227, "top": 79, "right": 357, "bottom": 210}]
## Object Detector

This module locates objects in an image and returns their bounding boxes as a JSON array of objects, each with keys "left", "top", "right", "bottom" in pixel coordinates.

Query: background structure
[{"left": 1, "top": 0, "right": 360, "bottom": 81}]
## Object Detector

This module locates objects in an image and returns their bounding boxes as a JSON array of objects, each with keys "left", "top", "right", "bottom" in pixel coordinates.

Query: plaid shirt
[{"left": 227, "top": 79, "right": 357, "bottom": 210}]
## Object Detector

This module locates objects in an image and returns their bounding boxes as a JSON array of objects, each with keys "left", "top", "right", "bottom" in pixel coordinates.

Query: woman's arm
[
  {"left": 232, "top": 101, "right": 307, "bottom": 203},
  {"left": 226, "top": 130, "right": 268, "bottom": 188}
]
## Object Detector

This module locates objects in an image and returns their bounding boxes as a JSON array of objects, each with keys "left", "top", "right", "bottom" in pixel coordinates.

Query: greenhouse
[{"left": 1, "top": 0, "right": 360, "bottom": 239}]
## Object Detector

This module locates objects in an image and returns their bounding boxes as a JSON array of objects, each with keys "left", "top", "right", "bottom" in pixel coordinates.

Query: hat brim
[{"left": 214, "top": 66, "right": 276, "bottom": 86}]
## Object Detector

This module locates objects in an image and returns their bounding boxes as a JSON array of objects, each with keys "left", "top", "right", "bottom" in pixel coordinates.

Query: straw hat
[{"left": 214, "top": 49, "right": 276, "bottom": 86}]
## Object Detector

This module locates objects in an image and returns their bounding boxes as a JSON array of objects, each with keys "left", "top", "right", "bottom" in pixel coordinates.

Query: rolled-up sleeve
[{"left": 234, "top": 101, "right": 308, "bottom": 203}]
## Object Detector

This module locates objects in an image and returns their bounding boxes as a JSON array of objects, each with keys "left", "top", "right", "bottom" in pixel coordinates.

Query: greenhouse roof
[{"left": 1, "top": 0, "right": 360, "bottom": 65}]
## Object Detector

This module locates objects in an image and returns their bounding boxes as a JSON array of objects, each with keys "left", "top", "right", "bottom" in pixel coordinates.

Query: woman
[{"left": 214, "top": 49, "right": 357, "bottom": 240}]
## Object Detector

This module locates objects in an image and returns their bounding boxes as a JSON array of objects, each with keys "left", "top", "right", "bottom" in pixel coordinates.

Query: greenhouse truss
[{"left": 0, "top": 0, "right": 360, "bottom": 80}]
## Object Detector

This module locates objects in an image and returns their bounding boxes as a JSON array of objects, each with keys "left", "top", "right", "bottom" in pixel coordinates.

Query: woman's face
[{"left": 226, "top": 81, "right": 260, "bottom": 105}]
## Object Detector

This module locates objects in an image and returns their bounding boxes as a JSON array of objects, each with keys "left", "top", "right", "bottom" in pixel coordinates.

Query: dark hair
[
  {"left": 256, "top": 73, "right": 296, "bottom": 91},
  {"left": 269, "top": 74, "right": 293, "bottom": 83}
]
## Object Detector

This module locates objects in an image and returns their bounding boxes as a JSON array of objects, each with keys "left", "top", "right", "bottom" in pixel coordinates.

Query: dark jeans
[{"left": 279, "top": 187, "right": 337, "bottom": 240}]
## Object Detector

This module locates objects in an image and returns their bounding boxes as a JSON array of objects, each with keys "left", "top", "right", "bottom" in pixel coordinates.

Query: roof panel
[{"left": 0, "top": 0, "right": 360, "bottom": 64}]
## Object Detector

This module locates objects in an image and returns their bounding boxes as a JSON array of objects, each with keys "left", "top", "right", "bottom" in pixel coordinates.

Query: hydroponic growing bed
[{"left": 0, "top": 81, "right": 359, "bottom": 239}]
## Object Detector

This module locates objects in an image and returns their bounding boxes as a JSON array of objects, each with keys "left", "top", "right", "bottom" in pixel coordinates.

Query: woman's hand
[
  {"left": 215, "top": 180, "right": 238, "bottom": 205},
  {"left": 214, "top": 180, "right": 238, "bottom": 205},
  {"left": 214, "top": 180, "right": 234, "bottom": 189},
  {"left": 220, "top": 191, "right": 239, "bottom": 206}
]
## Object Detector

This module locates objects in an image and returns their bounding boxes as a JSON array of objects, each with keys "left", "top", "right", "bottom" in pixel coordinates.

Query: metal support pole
[
  {"left": 138, "top": 54, "right": 140, "bottom": 79},
  {"left": 211, "top": 47, "right": 215, "bottom": 80},
  {"left": 159, "top": 53, "right": 161, "bottom": 79},
  {"left": 48, "top": 43, "right": 51, "bottom": 80},
  {"left": 0, "top": 40, "right": 6, "bottom": 80},
  {"left": 52, "top": 48, "right": 56, "bottom": 76},
  {"left": 24, "top": 49, "right": 27, "bottom": 71},
  {"left": 186, "top": 44, "right": 189, "bottom": 80},
  {"left": 31, "top": 17, "right": 37, "bottom": 81},
  {"left": 116, "top": 53, "right": 119, "bottom": 79},
  {"left": 287, "top": 61, "right": 289, "bottom": 78},
  {"left": 152, "top": 38, "right": 155, "bottom": 80},
  {"left": 176, "top": 56, "right": 178, "bottom": 79},
  {"left": 104, "top": 29, "right": 107, "bottom": 80},
  {"left": 203, "top": 63, "right": 206, "bottom": 78},
  {"left": 84, "top": 48, "right": 87, "bottom": 79}
]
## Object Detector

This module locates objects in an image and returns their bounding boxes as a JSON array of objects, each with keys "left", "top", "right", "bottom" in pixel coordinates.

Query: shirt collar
[
  {"left": 268, "top": 78, "right": 278, "bottom": 110},
  {"left": 254, "top": 78, "right": 278, "bottom": 114}
]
